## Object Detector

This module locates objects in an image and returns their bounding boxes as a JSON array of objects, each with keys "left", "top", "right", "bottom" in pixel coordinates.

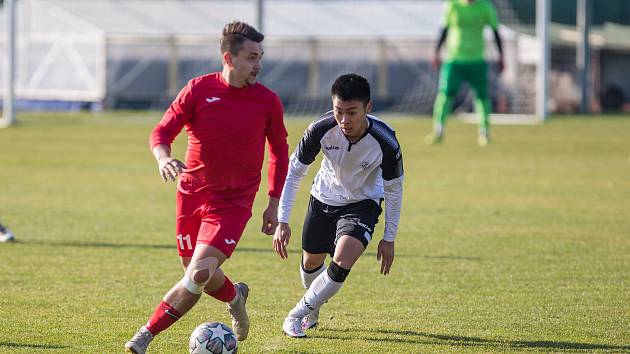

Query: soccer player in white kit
[{"left": 272, "top": 74, "right": 404, "bottom": 338}]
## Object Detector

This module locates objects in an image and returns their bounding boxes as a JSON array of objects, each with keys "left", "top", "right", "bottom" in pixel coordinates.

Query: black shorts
[{"left": 302, "top": 195, "right": 382, "bottom": 256}]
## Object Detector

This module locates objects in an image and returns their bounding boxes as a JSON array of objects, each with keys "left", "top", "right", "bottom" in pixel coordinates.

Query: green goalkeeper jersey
[{"left": 442, "top": 0, "right": 499, "bottom": 62}]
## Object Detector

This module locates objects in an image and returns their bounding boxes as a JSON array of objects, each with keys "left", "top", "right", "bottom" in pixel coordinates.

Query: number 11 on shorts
[{"left": 177, "top": 234, "right": 192, "bottom": 250}]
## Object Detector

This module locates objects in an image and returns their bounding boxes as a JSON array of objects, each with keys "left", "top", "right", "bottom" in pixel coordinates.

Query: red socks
[
  {"left": 145, "top": 301, "right": 183, "bottom": 336},
  {"left": 144, "top": 278, "right": 236, "bottom": 337},
  {"left": 205, "top": 276, "right": 237, "bottom": 303}
]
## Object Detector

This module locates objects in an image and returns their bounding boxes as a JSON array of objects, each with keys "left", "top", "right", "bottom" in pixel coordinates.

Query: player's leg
[
  {"left": 197, "top": 204, "right": 253, "bottom": 341},
  {"left": 427, "top": 61, "right": 461, "bottom": 144},
  {"left": 125, "top": 245, "right": 227, "bottom": 354},
  {"left": 467, "top": 61, "right": 491, "bottom": 145},
  {"left": 284, "top": 199, "right": 380, "bottom": 338},
  {"left": 125, "top": 192, "right": 205, "bottom": 354},
  {"left": 202, "top": 266, "right": 250, "bottom": 341},
  {"left": 166, "top": 244, "right": 227, "bottom": 313},
  {"left": 302, "top": 253, "right": 328, "bottom": 288},
  {"left": 300, "top": 252, "right": 327, "bottom": 330},
  {"left": 284, "top": 238, "right": 364, "bottom": 337},
  {"left": 126, "top": 195, "right": 236, "bottom": 352},
  {"left": 179, "top": 258, "right": 246, "bottom": 334},
  {"left": 180, "top": 257, "right": 229, "bottom": 296},
  {"left": 300, "top": 198, "right": 337, "bottom": 330},
  {"left": 283, "top": 196, "right": 335, "bottom": 338}
]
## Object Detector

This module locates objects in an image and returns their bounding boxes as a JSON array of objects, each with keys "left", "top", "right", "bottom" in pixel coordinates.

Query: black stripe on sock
[{"left": 301, "top": 257, "right": 324, "bottom": 274}]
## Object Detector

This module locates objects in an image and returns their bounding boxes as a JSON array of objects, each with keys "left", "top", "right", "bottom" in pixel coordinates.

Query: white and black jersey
[{"left": 278, "top": 111, "right": 404, "bottom": 241}]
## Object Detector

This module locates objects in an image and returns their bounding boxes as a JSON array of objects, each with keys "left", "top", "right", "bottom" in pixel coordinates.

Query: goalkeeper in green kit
[{"left": 426, "top": 0, "right": 504, "bottom": 147}]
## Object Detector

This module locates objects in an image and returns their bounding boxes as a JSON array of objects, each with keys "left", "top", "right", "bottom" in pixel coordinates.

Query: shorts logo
[
  {"left": 357, "top": 221, "right": 373, "bottom": 233},
  {"left": 224, "top": 238, "right": 236, "bottom": 245}
]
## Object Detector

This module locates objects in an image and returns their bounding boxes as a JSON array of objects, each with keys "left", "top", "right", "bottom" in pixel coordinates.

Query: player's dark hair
[
  {"left": 331, "top": 73, "right": 371, "bottom": 106},
  {"left": 220, "top": 21, "right": 264, "bottom": 56}
]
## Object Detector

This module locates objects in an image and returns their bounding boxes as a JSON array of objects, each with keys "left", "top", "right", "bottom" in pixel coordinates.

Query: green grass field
[{"left": 0, "top": 112, "right": 629, "bottom": 353}]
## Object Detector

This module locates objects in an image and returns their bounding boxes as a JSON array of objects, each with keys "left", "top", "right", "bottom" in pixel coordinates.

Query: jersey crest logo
[{"left": 206, "top": 97, "right": 221, "bottom": 103}]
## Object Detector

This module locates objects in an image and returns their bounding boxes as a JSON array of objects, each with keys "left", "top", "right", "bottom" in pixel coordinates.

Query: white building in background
[{"left": 0, "top": 0, "right": 523, "bottom": 114}]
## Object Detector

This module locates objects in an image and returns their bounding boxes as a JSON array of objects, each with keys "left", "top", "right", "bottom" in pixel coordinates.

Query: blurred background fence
[{"left": 1, "top": 0, "right": 630, "bottom": 115}]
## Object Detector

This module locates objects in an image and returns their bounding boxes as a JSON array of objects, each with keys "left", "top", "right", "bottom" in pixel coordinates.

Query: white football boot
[
  {"left": 0, "top": 224, "right": 15, "bottom": 242},
  {"left": 227, "top": 282, "right": 250, "bottom": 341},
  {"left": 124, "top": 326, "right": 153, "bottom": 354},
  {"left": 301, "top": 308, "right": 319, "bottom": 330},
  {"left": 283, "top": 316, "right": 306, "bottom": 338}
]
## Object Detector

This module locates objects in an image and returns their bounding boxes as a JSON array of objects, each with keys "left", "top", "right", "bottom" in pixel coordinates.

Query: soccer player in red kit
[{"left": 125, "top": 21, "right": 289, "bottom": 354}]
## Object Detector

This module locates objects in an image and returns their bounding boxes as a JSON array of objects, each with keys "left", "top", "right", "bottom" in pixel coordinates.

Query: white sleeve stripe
[
  {"left": 277, "top": 155, "right": 309, "bottom": 224},
  {"left": 383, "top": 179, "right": 403, "bottom": 242},
  {"left": 384, "top": 175, "right": 404, "bottom": 186}
]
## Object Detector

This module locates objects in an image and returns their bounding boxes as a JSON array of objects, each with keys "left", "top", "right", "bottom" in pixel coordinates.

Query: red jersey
[{"left": 150, "top": 72, "right": 289, "bottom": 205}]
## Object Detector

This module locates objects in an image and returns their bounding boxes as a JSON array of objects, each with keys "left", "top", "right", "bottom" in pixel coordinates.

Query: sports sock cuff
[
  {"left": 301, "top": 262, "right": 324, "bottom": 274},
  {"left": 327, "top": 261, "right": 350, "bottom": 283},
  {"left": 161, "top": 301, "right": 183, "bottom": 320},
  {"left": 145, "top": 301, "right": 183, "bottom": 336},
  {"left": 205, "top": 276, "right": 236, "bottom": 303}
]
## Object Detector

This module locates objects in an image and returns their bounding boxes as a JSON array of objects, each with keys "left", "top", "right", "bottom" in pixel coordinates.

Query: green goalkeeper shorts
[{"left": 438, "top": 60, "right": 488, "bottom": 99}]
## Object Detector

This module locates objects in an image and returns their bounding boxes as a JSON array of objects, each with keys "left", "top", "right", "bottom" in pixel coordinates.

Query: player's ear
[
  {"left": 366, "top": 100, "right": 373, "bottom": 113},
  {"left": 222, "top": 51, "right": 233, "bottom": 68}
]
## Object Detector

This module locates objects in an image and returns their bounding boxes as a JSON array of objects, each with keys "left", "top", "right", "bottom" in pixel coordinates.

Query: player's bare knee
[
  {"left": 180, "top": 274, "right": 205, "bottom": 295},
  {"left": 302, "top": 253, "right": 326, "bottom": 271},
  {"left": 189, "top": 268, "right": 211, "bottom": 285},
  {"left": 181, "top": 256, "right": 218, "bottom": 294}
]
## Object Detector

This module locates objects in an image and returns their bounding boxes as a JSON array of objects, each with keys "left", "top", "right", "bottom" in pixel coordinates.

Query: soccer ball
[{"left": 189, "top": 321, "right": 238, "bottom": 354}]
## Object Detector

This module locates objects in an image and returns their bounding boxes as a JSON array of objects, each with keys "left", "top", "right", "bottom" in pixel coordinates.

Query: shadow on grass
[
  {"left": 38, "top": 240, "right": 173, "bottom": 250},
  {"left": 423, "top": 255, "right": 482, "bottom": 261},
  {"left": 315, "top": 328, "right": 630, "bottom": 352},
  {"left": 0, "top": 341, "right": 69, "bottom": 350},
  {"left": 29, "top": 240, "right": 443, "bottom": 259}
]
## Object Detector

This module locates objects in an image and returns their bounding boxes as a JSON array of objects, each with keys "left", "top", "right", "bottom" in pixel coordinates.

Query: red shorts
[{"left": 175, "top": 191, "right": 253, "bottom": 258}]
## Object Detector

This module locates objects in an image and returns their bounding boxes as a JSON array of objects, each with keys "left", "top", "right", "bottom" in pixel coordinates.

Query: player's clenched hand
[
  {"left": 376, "top": 239, "right": 395, "bottom": 275},
  {"left": 272, "top": 223, "right": 291, "bottom": 259},
  {"left": 157, "top": 157, "right": 186, "bottom": 182}
]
